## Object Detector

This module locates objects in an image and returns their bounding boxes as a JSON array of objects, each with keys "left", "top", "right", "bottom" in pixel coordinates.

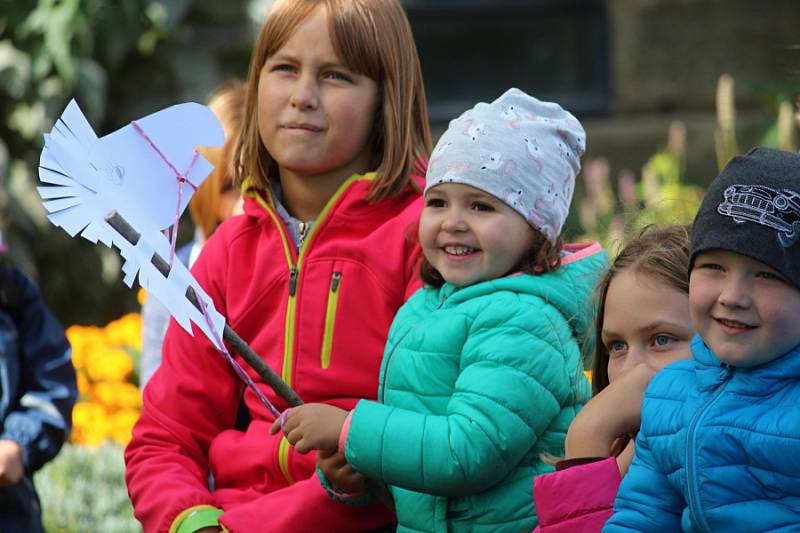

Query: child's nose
[
  {"left": 441, "top": 210, "right": 467, "bottom": 232},
  {"left": 717, "top": 277, "right": 751, "bottom": 309},
  {"left": 289, "top": 76, "right": 319, "bottom": 110},
  {"left": 620, "top": 347, "right": 646, "bottom": 373}
]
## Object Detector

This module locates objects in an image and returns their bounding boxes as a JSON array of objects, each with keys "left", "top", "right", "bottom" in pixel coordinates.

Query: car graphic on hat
[{"left": 718, "top": 184, "right": 800, "bottom": 247}]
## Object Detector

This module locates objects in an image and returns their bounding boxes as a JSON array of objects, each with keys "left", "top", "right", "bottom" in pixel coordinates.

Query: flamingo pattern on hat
[{"left": 425, "top": 88, "right": 586, "bottom": 244}]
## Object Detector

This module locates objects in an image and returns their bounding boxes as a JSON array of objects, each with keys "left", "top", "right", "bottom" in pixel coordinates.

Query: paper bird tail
[{"left": 38, "top": 100, "right": 114, "bottom": 246}]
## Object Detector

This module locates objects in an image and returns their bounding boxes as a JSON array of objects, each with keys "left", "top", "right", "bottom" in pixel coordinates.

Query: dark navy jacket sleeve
[{"left": 0, "top": 268, "right": 77, "bottom": 472}]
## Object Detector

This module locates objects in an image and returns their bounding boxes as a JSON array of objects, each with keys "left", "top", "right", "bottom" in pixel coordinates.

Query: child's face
[
  {"left": 257, "top": 6, "right": 378, "bottom": 184},
  {"left": 419, "top": 183, "right": 536, "bottom": 287},
  {"left": 690, "top": 250, "right": 800, "bottom": 367},
  {"left": 603, "top": 269, "right": 693, "bottom": 382}
]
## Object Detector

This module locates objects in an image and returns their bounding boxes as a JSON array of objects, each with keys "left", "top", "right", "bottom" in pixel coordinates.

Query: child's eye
[
  {"left": 652, "top": 334, "right": 676, "bottom": 348},
  {"left": 696, "top": 262, "right": 723, "bottom": 271},
  {"left": 471, "top": 202, "right": 493, "bottom": 212},
  {"left": 325, "top": 70, "right": 352, "bottom": 82},
  {"left": 606, "top": 340, "right": 627, "bottom": 356},
  {"left": 756, "top": 271, "right": 786, "bottom": 282},
  {"left": 426, "top": 198, "right": 446, "bottom": 208},
  {"left": 272, "top": 64, "right": 297, "bottom": 74}
]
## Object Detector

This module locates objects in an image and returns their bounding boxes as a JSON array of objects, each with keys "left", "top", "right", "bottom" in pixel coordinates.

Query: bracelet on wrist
[{"left": 316, "top": 465, "right": 376, "bottom": 507}]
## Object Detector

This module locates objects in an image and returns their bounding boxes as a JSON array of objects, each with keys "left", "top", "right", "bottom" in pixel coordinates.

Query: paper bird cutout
[{"left": 37, "top": 99, "right": 227, "bottom": 350}]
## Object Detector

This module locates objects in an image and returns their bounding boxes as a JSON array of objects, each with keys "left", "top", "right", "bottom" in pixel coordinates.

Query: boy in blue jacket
[
  {"left": 0, "top": 265, "right": 77, "bottom": 532},
  {"left": 605, "top": 147, "right": 800, "bottom": 531}
]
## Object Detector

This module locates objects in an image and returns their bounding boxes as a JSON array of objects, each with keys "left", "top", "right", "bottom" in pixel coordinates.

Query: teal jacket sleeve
[
  {"left": 603, "top": 430, "right": 683, "bottom": 531},
  {"left": 345, "top": 296, "right": 575, "bottom": 497}
]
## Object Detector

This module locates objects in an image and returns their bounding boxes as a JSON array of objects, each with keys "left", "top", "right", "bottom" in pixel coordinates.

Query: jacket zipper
[
  {"left": 320, "top": 272, "right": 342, "bottom": 369},
  {"left": 378, "top": 293, "right": 442, "bottom": 403},
  {"left": 281, "top": 174, "right": 364, "bottom": 387},
  {"left": 378, "top": 327, "right": 415, "bottom": 404},
  {"left": 686, "top": 364, "right": 732, "bottom": 531},
  {"left": 298, "top": 221, "right": 310, "bottom": 249},
  {"left": 247, "top": 174, "right": 373, "bottom": 486}
]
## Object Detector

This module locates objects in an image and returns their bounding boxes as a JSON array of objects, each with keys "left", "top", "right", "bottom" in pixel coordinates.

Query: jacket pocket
[{"left": 320, "top": 272, "right": 342, "bottom": 369}]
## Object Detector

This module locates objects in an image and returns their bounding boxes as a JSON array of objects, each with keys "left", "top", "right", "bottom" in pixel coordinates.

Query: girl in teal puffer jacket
[{"left": 274, "top": 88, "right": 606, "bottom": 533}]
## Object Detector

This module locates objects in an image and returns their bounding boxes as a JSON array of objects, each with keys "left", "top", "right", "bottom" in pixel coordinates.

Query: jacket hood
[{"left": 439, "top": 242, "right": 607, "bottom": 341}]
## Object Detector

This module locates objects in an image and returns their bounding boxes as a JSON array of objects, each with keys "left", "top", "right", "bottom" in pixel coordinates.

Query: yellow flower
[
  {"left": 110, "top": 409, "right": 141, "bottom": 445},
  {"left": 93, "top": 382, "right": 142, "bottom": 410},
  {"left": 71, "top": 401, "right": 109, "bottom": 446},
  {"left": 67, "top": 311, "right": 144, "bottom": 447},
  {"left": 85, "top": 348, "right": 133, "bottom": 382},
  {"left": 66, "top": 325, "right": 106, "bottom": 370},
  {"left": 105, "top": 313, "right": 142, "bottom": 352},
  {"left": 584, "top": 370, "right": 593, "bottom": 384},
  {"left": 76, "top": 371, "right": 91, "bottom": 398}
]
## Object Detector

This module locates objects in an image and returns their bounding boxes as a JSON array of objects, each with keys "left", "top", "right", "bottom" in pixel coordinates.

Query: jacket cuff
[
  {"left": 170, "top": 505, "right": 224, "bottom": 533},
  {"left": 338, "top": 411, "right": 353, "bottom": 454},
  {"left": 316, "top": 465, "right": 374, "bottom": 507},
  {"left": 555, "top": 456, "right": 607, "bottom": 471},
  {"left": 533, "top": 456, "right": 620, "bottom": 528}
]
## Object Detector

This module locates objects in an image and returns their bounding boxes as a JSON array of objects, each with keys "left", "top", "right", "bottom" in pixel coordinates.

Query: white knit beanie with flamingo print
[{"left": 425, "top": 88, "right": 585, "bottom": 244}]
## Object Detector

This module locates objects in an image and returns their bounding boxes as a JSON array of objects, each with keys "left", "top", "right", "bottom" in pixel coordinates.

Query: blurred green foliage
[
  {"left": 576, "top": 74, "right": 798, "bottom": 254},
  {"left": 0, "top": 0, "right": 252, "bottom": 326},
  {"left": 715, "top": 73, "right": 799, "bottom": 168},
  {"left": 576, "top": 120, "right": 704, "bottom": 255},
  {"left": 34, "top": 442, "right": 140, "bottom": 533}
]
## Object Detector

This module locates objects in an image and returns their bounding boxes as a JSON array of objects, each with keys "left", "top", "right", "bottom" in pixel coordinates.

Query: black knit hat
[{"left": 690, "top": 147, "right": 800, "bottom": 290}]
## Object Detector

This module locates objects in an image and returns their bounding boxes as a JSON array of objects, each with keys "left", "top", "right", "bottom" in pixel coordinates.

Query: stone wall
[
  {"left": 584, "top": 0, "right": 799, "bottom": 186},
  {"left": 609, "top": 0, "right": 800, "bottom": 113}
]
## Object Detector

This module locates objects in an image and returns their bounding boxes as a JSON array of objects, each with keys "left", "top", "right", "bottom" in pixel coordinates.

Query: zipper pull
[
  {"left": 288, "top": 265, "right": 298, "bottom": 296},
  {"left": 330, "top": 272, "right": 341, "bottom": 292},
  {"left": 298, "top": 221, "right": 309, "bottom": 249},
  {"left": 718, "top": 363, "right": 733, "bottom": 382}
]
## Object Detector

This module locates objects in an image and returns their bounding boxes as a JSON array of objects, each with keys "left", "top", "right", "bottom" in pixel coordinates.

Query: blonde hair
[
  {"left": 191, "top": 79, "right": 247, "bottom": 239},
  {"left": 235, "top": 0, "right": 432, "bottom": 201}
]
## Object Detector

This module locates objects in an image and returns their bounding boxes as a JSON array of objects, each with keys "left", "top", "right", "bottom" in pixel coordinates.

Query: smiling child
[{"left": 605, "top": 148, "right": 800, "bottom": 531}]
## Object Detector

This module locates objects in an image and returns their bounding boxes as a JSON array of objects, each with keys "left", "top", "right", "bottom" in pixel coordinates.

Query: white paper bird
[{"left": 37, "top": 99, "right": 227, "bottom": 350}]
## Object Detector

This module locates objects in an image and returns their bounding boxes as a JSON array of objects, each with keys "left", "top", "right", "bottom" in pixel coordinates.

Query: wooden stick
[
  {"left": 105, "top": 211, "right": 400, "bottom": 505},
  {"left": 105, "top": 210, "right": 303, "bottom": 407}
]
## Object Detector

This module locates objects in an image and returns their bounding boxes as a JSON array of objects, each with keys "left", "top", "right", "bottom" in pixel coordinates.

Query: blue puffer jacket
[
  {"left": 605, "top": 335, "right": 800, "bottom": 532},
  {"left": 0, "top": 267, "right": 76, "bottom": 532},
  {"left": 343, "top": 243, "right": 606, "bottom": 533}
]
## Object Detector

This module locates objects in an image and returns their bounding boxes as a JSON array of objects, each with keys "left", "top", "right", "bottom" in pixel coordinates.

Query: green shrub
[{"left": 34, "top": 442, "right": 140, "bottom": 533}]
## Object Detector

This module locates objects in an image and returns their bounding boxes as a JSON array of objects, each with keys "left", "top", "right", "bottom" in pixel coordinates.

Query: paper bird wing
[
  {"left": 114, "top": 222, "right": 228, "bottom": 351},
  {"left": 37, "top": 99, "right": 228, "bottom": 350}
]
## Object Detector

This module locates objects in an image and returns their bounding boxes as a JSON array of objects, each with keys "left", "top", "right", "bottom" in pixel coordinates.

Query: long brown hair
[
  {"left": 590, "top": 224, "right": 690, "bottom": 455},
  {"left": 235, "top": 0, "right": 432, "bottom": 201},
  {"left": 191, "top": 80, "right": 247, "bottom": 239}
]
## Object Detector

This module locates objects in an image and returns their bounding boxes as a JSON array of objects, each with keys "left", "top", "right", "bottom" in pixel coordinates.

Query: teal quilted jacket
[{"left": 343, "top": 243, "right": 607, "bottom": 533}]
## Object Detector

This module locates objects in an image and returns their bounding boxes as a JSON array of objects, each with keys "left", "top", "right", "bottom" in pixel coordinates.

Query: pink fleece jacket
[
  {"left": 532, "top": 457, "right": 620, "bottom": 533},
  {"left": 125, "top": 175, "right": 420, "bottom": 532}
]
